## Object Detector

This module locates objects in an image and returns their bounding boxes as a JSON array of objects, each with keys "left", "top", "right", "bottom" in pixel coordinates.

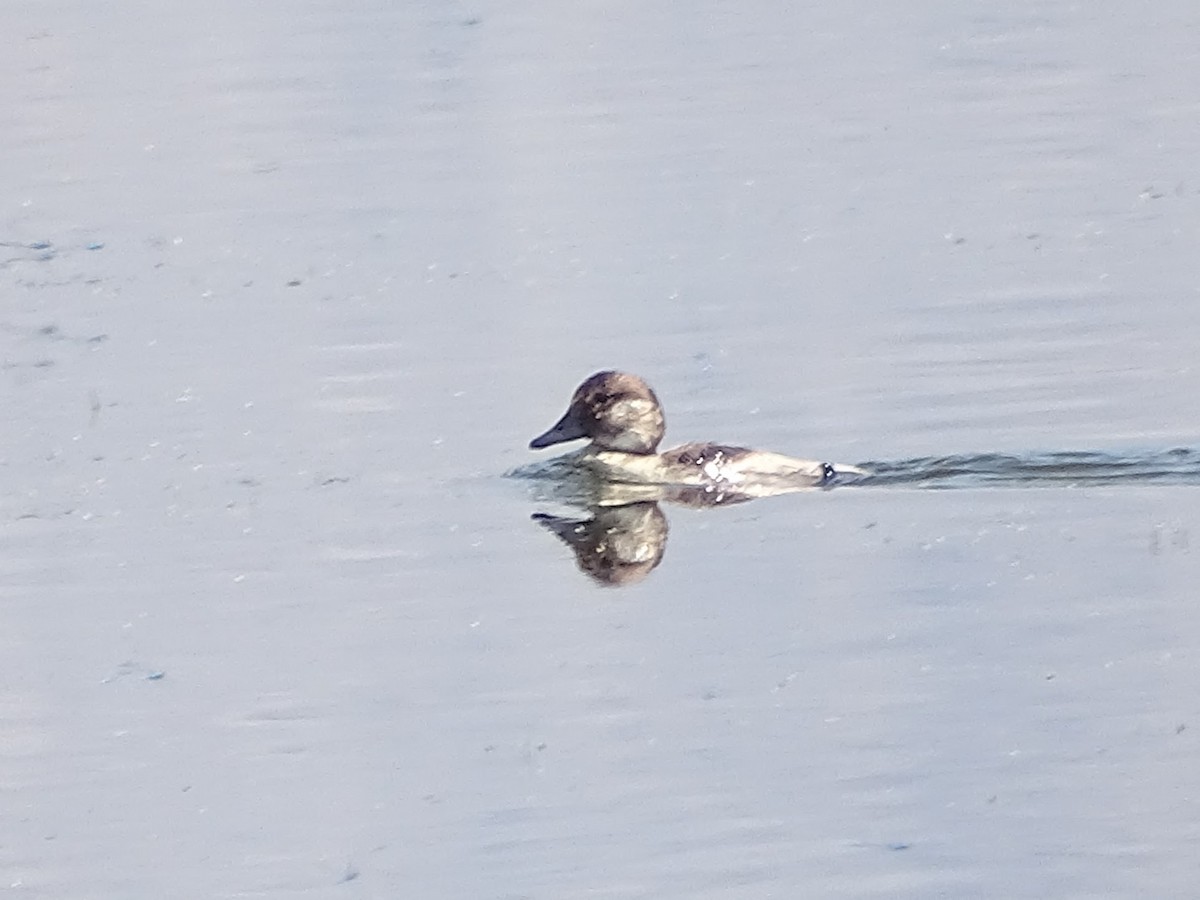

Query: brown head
[{"left": 529, "top": 371, "right": 666, "bottom": 454}]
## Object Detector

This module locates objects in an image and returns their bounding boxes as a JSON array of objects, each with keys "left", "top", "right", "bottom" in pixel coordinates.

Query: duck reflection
[
  {"left": 533, "top": 502, "right": 669, "bottom": 587},
  {"left": 529, "top": 484, "right": 762, "bottom": 586}
]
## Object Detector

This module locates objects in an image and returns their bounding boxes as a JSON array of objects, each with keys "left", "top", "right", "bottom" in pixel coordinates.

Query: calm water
[{"left": 3, "top": 2, "right": 1200, "bottom": 898}]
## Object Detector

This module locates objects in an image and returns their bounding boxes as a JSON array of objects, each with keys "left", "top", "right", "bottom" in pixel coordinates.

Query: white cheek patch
[{"left": 621, "top": 398, "right": 656, "bottom": 420}]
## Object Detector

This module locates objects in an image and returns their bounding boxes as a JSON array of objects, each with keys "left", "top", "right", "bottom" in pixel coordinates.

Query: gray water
[{"left": 3, "top": 3, "right": 1200, "bottom": 898}]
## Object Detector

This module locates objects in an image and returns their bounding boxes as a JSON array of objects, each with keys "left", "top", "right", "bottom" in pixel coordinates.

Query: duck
[{"left": 528, "top": 371, "right": 867, "bottom": 501}]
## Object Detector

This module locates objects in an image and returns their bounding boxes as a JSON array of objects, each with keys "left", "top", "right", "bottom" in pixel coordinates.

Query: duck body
[{"left": 528, "top": 371, "right": 865, "bottom": 501}]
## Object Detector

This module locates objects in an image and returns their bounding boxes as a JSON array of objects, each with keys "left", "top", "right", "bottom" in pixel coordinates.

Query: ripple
[{"left": 855, "top": 447, "right": 1200, "bottom": 489}]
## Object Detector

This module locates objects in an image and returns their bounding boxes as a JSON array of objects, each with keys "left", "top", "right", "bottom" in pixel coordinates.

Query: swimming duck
[{"left": 528, "top": 371, "right": 866, "bottom": 501}]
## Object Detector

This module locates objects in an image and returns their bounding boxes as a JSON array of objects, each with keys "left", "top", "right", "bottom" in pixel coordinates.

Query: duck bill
[{"left": 530, "top": 411, "right": 587, "bottom": 449}]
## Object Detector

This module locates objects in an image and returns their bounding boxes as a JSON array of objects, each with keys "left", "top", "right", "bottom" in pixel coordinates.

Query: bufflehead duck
[{"left": 529, "top": 371, "right": 866, "bottom": 500}]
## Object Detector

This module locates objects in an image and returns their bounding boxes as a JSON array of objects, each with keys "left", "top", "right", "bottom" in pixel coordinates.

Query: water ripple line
[{"left": 853, "top": 447, "right": 1200, "bottom": 489}]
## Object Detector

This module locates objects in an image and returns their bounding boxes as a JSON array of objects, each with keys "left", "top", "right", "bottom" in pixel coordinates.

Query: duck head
[{"left": 530, "top": 371, "right": 666, "bottom": 454}]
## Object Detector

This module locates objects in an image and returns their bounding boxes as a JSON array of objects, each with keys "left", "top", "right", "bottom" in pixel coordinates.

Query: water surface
[{"left": 3, "top": 2, "right": 1200, "bottom": 898}]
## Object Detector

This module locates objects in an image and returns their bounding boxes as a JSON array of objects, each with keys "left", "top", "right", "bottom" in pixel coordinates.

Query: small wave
[{"left": 852, "top": 447, "right": 1200, "bottom": 489}]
